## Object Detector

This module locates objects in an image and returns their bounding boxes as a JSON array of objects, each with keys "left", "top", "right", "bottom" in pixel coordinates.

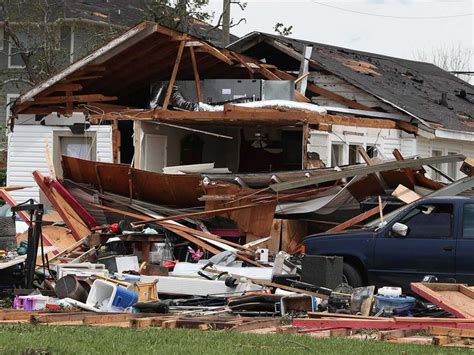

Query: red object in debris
[
  {"left": 108, "top": 223, "right": 119, "bottom": 233},
  {"left": 292, "top": 318, "right": 474, "bottom": 331},
  {"left": 162, "top": 260, "right": 177, "bottom": 269},
  {"left": 45, "top": 304, "right": 61, "bottom": 310}
]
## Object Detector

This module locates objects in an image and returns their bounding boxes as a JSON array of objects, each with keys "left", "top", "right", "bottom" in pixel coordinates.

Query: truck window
[
  {"left": 398, "top": 203, "right": 453, "bottom": 239},
  {"left": 462, "top": 204, "right": 474, "bottom": 239}
]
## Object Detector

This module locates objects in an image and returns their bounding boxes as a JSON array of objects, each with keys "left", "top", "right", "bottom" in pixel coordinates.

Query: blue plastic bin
[
  {"left": 112, "top": 285, "right": 138, "bottom": 309},
  {"left": 374, "top": 295, "right": 416, "bottom": 316}
]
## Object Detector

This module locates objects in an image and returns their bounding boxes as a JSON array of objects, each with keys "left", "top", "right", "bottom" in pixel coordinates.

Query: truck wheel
[{"left": 343, "top": 263, "right": 363, "bottom": 287}]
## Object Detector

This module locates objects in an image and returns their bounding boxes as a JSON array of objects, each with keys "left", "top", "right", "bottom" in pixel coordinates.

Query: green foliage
[
  {"left": 142, "top": 0, "right": 212, "bottom": 31},
  {"left": 274, "top": 22, "right": 293, "bottom": 37},
  {"left": 0, "top": 325, "right": 470, "bottom": 354}
]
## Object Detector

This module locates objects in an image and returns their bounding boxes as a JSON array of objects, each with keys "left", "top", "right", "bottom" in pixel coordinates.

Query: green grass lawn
[{"left": 0, "top": 325, "right": 470, "bottom": 354}]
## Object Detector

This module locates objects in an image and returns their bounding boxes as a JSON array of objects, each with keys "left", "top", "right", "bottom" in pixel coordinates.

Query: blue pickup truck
[{"left": 304, "top": 196, "right": 474, "bottom": 289}]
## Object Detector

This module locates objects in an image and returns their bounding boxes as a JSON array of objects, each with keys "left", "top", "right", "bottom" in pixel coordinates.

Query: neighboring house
[
  {"left": 7, "top": 22, "right": 473, "bottom": 203},
  {"left": 228, "top": 33, "right": 474, "bottom": 181}
]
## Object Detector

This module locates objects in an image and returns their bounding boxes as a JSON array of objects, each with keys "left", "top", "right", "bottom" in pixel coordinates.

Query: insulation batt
[{"left": 197, "top": 100, "right": 327, "bottom": 113}]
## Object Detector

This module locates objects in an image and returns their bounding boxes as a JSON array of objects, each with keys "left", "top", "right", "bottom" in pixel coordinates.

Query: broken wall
[{"left": 7, "top": 124, "right": 113, "bottom": 202}]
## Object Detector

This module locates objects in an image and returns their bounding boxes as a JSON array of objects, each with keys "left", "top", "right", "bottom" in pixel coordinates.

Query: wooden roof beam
[{"left": 27, "top": 94, "right": 117, "bottom": 105}]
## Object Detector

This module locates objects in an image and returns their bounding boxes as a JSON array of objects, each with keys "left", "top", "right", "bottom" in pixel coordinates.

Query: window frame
[
  {"left": 5, "top": 93, "right": 20, "bottom": 127},
  {"left": 462, "top": 203, "right": 474, "bottom": 240},
  {"left": 397, "top": 203, "right": 454, "bottom": 240},
  {"left": 8, "top": 40, "right": 26, "bottom": 69}
]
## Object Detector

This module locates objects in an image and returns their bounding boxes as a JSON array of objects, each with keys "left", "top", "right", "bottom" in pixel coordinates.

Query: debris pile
[{"left": 0, "top": 150, "right": 473, "bottom": 349}]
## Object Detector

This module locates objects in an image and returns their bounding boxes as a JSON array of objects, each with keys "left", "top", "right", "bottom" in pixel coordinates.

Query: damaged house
[{"left": 5, "top": 22, "right": 473, "bottom": 224}]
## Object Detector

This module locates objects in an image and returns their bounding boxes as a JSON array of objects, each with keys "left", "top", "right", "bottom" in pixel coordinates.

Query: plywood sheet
[
  {"left": 62, "top": 156, "right": 203, "bottom": 208},
  {"left": 411, "top": 283, "right": 474, "bottom": 318}
]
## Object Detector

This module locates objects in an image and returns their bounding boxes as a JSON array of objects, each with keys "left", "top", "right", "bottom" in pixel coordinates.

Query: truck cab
[{"left": 303, "top": 196, "right": 474, "bottom": 289}]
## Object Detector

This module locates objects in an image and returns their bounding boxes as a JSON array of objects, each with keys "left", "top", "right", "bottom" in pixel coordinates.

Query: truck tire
[{"left": 343, "top": 262, "right": 363, "bottom": 287}]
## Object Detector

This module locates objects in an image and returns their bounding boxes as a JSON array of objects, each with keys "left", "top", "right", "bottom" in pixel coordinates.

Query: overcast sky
[{"left": 205, "top": 0, "right": 474, "bottom": 71}]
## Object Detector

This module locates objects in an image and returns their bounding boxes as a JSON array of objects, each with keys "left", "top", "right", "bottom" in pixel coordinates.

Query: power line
[{"left": 310, "top": 1, "right": 474, "bottom": 19}]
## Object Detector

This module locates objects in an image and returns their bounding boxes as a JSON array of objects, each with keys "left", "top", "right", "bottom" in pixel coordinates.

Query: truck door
[
  {"left": 456, "top": 203, "right": 474, "bottom": 283},
  {"left": 372, "top": 203, "right": 456, "bottom": 288}
]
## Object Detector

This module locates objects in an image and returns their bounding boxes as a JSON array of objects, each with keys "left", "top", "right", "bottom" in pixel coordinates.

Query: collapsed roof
[{"left": 228, "top": 32, "right": 474, "bottom": 132}]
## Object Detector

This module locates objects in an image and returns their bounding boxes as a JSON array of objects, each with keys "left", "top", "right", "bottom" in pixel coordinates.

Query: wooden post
[
  {"left": 112, "top": 121, "right": 120, "bottom": 163},
  {"left": 302, "top": 122, "right": 309, "bottom": 169},
  {"left": 162, "top": 40, "right": 186, "bottom": 110},
  {"left": 189, "top": 46, "right": 203, "bottom": 103},
  {"left": 296, "top": 45, "right": 312, "bottom": 94}
]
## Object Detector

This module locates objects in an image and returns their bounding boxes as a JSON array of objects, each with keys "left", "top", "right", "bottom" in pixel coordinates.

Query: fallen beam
[{"left": 271, "top": 154, "right": 465, "bottom": 192}]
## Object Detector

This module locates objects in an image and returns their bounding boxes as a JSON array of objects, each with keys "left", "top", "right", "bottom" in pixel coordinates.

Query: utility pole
[{"left": 222, "top": 0, "right": 231, "bottom": 46}]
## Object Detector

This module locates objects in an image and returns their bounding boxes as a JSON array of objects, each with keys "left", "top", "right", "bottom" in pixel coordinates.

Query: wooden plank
[
  {"left": 389, "top": 336, "right": 435, "bottom": 346},
  {"left": 411, "top": 283, "right": 474, "bottom": 319},
  {"left": 392, "top": 184, "right": 421, "bottom": 204},
  {"left": 132, "top": 202, "right": 272, "bottom": 226},
  {"left": 293, "top": 318, "right": 474, "bottom": 330},
  {"left": 189, "top": 46, "right": 203, "bottom": 102},
  {"left": 271, "top": 154, "right": 466, "bottom": 192},
  {"left": 428, "top": 326, "right": 474, "bottom": 338},
  {"left": 32, "top": 171, "right": 91, "bottom": 241},
  {"left": 327, "top": 203, "right": 386, "bottom": 233},
  {"left": 392, "top": 149, "right": 417, "bottom": 186},
  {"left": 378, "top": 329, "right": 418, "bottom": 341},
  {"left": 162, "top": 40, "right": 186, "bottom": 110},
  {"left": 31, "top": 94, "right": 117, "bottom": 105},
  {"left": 296, "top": 45, "right": 312, "bottom": 94}
]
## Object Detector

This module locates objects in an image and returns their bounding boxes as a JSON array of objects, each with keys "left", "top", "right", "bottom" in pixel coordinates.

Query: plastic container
[
  {"left": 14, "top": 295, "right": 51, "bottom": 311},
  {"left": 112, "top": 285, "right": 139, "bottom": 309},
  {"left": 55, "top": 275, "right": 89, "bottom": 303},
  {"left": 86, "top": 279, "right": 138, "bottom": 311},
  {"left": 373, "top": 295, "right": 416, "bottom": 316},
  {"left": 377, "top": 287, "right": 402, "bottom": 297}
]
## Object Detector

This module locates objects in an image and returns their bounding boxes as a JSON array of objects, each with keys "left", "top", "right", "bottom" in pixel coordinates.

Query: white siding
[
  {"left": 308, "top": 126, "right": 405, "bottom": 166},
  {"left": 415, "top": 137, "right": 474, "bottom": 181},
  {"left": 7, "top": 124, "right": 112, "bottom": 202}
]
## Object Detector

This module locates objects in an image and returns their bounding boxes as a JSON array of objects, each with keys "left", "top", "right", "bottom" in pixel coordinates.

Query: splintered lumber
[
  {"left": 327, "top": 203, "right": 386, "bottom": 233},
  {"left": 159, "top": 223, "right": 250, "bottom": 251},
  {"left": 411, "top": 283, "right": 474, "bottom": 318},
  {"left": 90, "top": 203, "right": 150, "bottom": 220},
  {"left": 131, "top": 202, "right": 271, "bottom": 226},
  {"left": 33, "top": 171, "right": 91, "bottom": 241},
  {"left": 271, "top": 154, "right": 466, "bottom": 192},
  {"left": 48, "top": 235, "right": 89, "bottom": 263},
  {"left": 162, "top": 224, "right": 263, "bottom": 267},
  {"left": 250, "top": 279, "right": 328, "bottom": 299},
  {"left": 162, "top": 225, "right": 220, "bottom": 255}
]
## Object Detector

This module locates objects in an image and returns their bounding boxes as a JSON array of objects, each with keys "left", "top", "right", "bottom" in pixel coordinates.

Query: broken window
[
  {"left": 331, "top": 143, "right": 343, "bottom": 167},
  {"left": 349, "top": 144, "right": 361, "bottom": 165},
  {"left": 431, "top": 150, "right": 443, "bottom": 181},
  {"left": 366, "top": 144, "right": 378, "bottom": 159}
]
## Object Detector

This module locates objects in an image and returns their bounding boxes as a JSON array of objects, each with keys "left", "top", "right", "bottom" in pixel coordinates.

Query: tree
[
  {"left": 0, "top": 0, "right": 121, "bottom": 88},
  {"left": 414, "top": 44, "right": 473, "bottom": 84},
  {"left": 274, "top": 22, "right": 293, "bottom": 37},
  {"left": 142, "top": 0, "right": 212, "bottom": 32}
]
